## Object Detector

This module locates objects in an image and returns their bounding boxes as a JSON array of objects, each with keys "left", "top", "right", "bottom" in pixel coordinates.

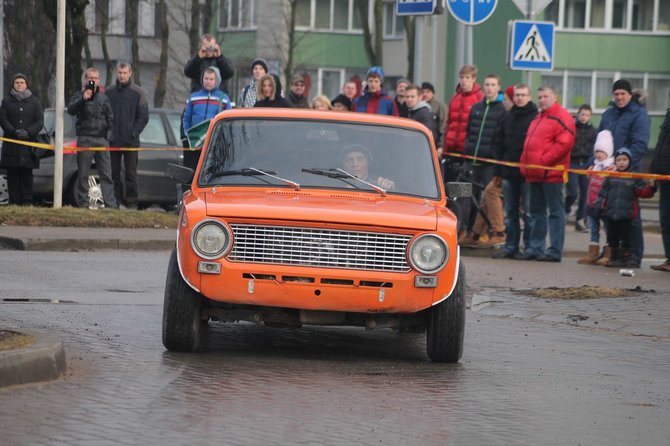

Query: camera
[
  {"left": 86, "top": 80, "right": 96, "bottom": 91},
  {"left": 205, "top": 46, "right": 215, "bottom": 52}
]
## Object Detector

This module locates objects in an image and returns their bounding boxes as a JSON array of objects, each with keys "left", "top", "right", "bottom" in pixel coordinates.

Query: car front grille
[{"left": 228, "top": 224, "right": 412, "bottom": 272}]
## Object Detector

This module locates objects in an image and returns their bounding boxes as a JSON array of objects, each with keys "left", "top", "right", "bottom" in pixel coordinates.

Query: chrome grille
[{"left": 228, "top": 224, "right": 412, "bottom": 272}]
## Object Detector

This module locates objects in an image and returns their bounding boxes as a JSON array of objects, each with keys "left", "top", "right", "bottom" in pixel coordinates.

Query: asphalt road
[{"left": 0, "top": 250, "right": 669, "bottom": 445}]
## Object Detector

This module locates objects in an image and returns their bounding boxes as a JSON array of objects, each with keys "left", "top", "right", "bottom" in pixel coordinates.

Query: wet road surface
[{"left": 1, "top": 251, "right": 669, "bottom": 445}]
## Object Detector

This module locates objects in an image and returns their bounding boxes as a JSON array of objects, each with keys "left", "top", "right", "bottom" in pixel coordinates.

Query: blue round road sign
[{"left": 447, "top": 0, "right": 498, "bottom": 25}]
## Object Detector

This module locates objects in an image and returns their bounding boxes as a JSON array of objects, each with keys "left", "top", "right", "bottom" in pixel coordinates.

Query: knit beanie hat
[
  {"left": 12, "top": 73, "right": 28, "bottom": 87},
  {"left": 421, "top": 82, "right": 435, "bottom": 93},
  {"left": 593, "top": 130, "right": 614, "bottom": 158},
  {"left": 251, "top": 58, "right": 268, "bottom": 74},
  {"left": 612, "top": 79, "right": 632, "bottom": 94},
  {"left": 505, "top": 85, "right": 515, "bottom": 101},
  {"left": 366, "top": 66, "right": 384, "bottom": 83},
  {"left": 331, "top": 94, "right": 352, "bottom": 111},
  {"left": 614, "top": 147, "right": 632, "bottom": 161}
]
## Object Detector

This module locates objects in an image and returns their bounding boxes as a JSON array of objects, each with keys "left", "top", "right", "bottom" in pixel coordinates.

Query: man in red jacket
[
  {"left": 442, "top": 65, "right": 484, "bottom": 181},
  {"left": 517, "top": 85, "right": 575, "bottom": 262}
]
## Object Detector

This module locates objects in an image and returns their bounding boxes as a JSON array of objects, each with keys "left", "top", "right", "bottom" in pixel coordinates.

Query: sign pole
[{"left": 53, "top": 0, "right": 66, "bottom": 208}]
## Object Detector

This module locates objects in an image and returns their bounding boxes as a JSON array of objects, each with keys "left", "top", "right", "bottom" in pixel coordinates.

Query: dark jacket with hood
[
  {"left": 595, "top": 148, "right": 655, "bottom": 221},
  {"left": 463, "top": 94, "right": 506, "bottom": 161},
  {"left": 572, "top": 119, "right": 597, "bottom": 161},
  {"left": 105, "top": 79, "right": 149, "bottom": 147},
  {"left": 597, "top": 93, "right": 650, "bottom": 171},
  {"left": 286, "top": 90, "right": 309, "bottom": 108},
  {"left": 67, "top": 84, "right": 114, "bottom": 141},
  {"left": 184, "top": 52, "right": 234, "bottom": 93},
  {"left": 183, "top": 67, "right": 231, "bottom": 131},
  {"left": 494, "top": 101, "right": 538, "bottom": 180},
  {"left": 650, "top": 108, "right": 670, "bottom": 175},
  {"left": 0, "top": 89, "right": 44, "bottom": 169},
  {"left": 408, "top": 101, "right": 438, "bottom": 146}
]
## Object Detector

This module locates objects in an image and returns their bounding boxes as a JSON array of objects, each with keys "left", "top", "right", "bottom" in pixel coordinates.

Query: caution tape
[
  {"left": 0, "top": 136, "right": 196, "bottom": 152},
  {"left": 446, "top": 152, "right": 670, "bottom": 182}
]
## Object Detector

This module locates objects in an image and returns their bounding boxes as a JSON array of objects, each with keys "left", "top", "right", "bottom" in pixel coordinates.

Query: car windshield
[{"left": 199, "top": 118, "right": 440, "bottom": 199}]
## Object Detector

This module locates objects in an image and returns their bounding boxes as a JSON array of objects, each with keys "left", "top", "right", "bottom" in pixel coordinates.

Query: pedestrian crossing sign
[{"left": 510, "top": 20, "right": 555, "bottom": 71}]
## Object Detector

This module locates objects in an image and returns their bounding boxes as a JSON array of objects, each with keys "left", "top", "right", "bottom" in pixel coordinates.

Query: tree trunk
[
  {"left": 154, "top": 0, "right": 169, "bottom": 108},
  {"left": 189, "top": 0, "right": 200, "bottom": 55},
  {"left": 202, "top": 0, "right": 213, "bottom": 34},
  {"left": 129, "top": 0, "right": 141, "bottom": 85},
  {"left": 284, "top": 0, "right": 297, "bottom": 83},
  {"left": 356, "top": 0, "right": 383, "bottom": 66},
  {"left": 100, "top": 7, "right": 114, "bottom": 87},
  {"left": 404, "top": 16, "right": 416, "bottom": 81},
  {"left": 64, "top": 0, "right": 89, "bottom": 97}
]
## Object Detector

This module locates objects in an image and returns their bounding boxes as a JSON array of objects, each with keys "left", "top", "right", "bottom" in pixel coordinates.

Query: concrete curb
[
  {"left": 0, "top": 331, "right": 66, "bottom": 388},
  {"left": 0, "top": 236, "right": 174, "bottom": 251}
]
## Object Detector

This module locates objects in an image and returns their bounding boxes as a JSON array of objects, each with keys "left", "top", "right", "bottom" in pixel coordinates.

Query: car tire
[
  {"left": 426, "top": 262, "right": 466, "bottom": 363},
  {"left": 162, "top": 248, "right": 203, "bottom": 352}
]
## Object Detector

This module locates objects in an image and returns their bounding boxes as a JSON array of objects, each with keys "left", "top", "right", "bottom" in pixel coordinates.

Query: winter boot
[
  {"left": 606, "top": 248, "right": 626, "bottom": 268},
  {"left": 595, "top": 246, "right": 611, "bottom": 266},
  {"left": 577, "top": 244, "right": 600, "bottom": 265}
]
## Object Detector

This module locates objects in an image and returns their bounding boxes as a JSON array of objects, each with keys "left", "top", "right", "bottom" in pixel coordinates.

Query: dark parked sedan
[{"left": 1, "top": 108, "right": 183, "bottom": 208}]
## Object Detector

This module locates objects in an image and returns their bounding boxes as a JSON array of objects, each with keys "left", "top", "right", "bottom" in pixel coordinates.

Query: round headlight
[
  {"left": 408, "top": 234, "right": 449, "bottom": 274},
  {"left": 191, "top": 220, "right": 231, "bottom": 259}
]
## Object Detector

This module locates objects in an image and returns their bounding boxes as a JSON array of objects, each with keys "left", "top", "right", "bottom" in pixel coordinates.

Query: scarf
[
  {"left": 593, "top": 157, "right": 614, "bottom": 171},
  {"left": 10, "top": 88, "right": 32, "bottom": 101}
]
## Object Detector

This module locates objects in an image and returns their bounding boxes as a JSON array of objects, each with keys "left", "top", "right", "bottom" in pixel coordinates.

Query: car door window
[
  {"left": 140, "top": 114, "right": 168, "bottom": 145},
  {"left": 165, "top": 113, "right": 182, "bottom": 143}
]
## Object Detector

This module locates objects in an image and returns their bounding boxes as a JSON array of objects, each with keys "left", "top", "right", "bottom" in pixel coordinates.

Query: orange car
[{"left": 163, "top": 108, "right": 471, "bottom": 362}]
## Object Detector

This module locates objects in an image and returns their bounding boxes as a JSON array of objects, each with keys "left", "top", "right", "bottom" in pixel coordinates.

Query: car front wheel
[
  {"left": 162, "top": 249, "right": 203, "bottom": 352},
  {"left": 426, "top": 262, "right": 466, "bottom": 363}
]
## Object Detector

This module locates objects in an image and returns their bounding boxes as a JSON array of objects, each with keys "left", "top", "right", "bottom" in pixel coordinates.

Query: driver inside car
[{"left": 340, "top": 144, "right": 395, "bottom": 191}]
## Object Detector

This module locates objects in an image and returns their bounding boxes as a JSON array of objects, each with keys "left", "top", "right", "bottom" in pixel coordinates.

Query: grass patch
[
  {"left": 0, "top": 205, "right": 179, "bottom": 229},
  {"left": 0, "top": 330, "right": 36, "bottom": 351},
  {"left": 524, "top": 285, "right": 638, "bottom": 300}
]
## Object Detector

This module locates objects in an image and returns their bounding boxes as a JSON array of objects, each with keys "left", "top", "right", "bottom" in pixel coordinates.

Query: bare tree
[
  {"left": 356, "top": 0, "right": 383, "bottom": 66},
  {"left": 3, "top": 0, "right": 56, "bottom": 104},
  {"left": 202, "top": 0, "right": 214, "bottom": 34},
  {"left": 189, "top": 0, "right": 200, "bottom": 54},
  {"left": 154, "top": 0, "right": 169, "bottom": 107},
  {"left": 129, "top": 0, "right": 141, "bottom": 85},
  {"left": 404, "top": 16, "right": 416, "bottom": 81},
  {"left": 283, "top": 0, "right": 299, "bottom": 83}
]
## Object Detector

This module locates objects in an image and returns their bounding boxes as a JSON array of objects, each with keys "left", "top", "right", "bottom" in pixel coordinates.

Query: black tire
[
  {"left": 426, "top": 262, "right": 466, "bottom": 363},
  {"left": 162, "top": 248, "right": 203, "bottom": 352}
]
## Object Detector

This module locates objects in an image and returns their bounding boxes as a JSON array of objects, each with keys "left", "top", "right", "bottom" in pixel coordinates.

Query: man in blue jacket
[{"left": 598, "top": 79, "right": 650, "bottom": 268}]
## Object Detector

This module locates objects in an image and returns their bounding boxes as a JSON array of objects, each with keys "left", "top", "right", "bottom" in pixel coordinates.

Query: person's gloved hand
[{"left": 15, "top": 129, "right": 29, "bottom": 140}]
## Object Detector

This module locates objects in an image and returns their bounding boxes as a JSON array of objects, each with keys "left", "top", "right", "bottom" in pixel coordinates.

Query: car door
[{"left": 136, "top": 110, "right": 182, "bottom": 206}]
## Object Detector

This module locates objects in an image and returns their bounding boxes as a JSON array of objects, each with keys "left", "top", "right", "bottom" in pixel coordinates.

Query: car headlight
[
  {"left": 191, "top": 220, "right": 231, "bottom": 259},
  {"left": 408, "top": 234, "right": 449, "bottom": 274}
]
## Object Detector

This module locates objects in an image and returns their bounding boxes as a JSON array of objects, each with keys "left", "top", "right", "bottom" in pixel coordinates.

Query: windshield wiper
[
  {"left": 302, "top": 168, "right": 386, "bottom": 196},
  {"left": 211, "top": 167, "right": 300, "bottom": 190}
]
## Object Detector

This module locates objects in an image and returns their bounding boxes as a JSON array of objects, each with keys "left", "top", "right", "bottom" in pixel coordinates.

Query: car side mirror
[
  {"left": 446, "top": 182, "right": 472, "bottom": 199},
  {"left": 166, "top": 163, "right": 194, "bottom": 184}
]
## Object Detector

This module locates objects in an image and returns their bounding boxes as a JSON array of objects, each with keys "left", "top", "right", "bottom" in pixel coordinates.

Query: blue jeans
[
  {"left": 502, "top": 178, "right": 532, "bottom": 255},
  {"left": 588, "top": 215, "right": 608, "bottom": 244},
  {"left": 528, "top": 182, "right": 565, "bottom": 260},
  {"left": 565, "top": 159, "right": 589, "bottom": 219}
]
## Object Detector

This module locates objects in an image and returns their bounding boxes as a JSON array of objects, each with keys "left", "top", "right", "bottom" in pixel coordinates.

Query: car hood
[{"left": 204, "top": 190, "right": 437, "bottom": 230}]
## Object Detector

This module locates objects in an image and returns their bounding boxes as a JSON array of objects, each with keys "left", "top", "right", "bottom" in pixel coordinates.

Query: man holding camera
[
  {"left": 67, "top": 67, "right": 117, "bottom": 209},
  {"left": 184, "top": 33, "right": 234, "bottom": 94}
]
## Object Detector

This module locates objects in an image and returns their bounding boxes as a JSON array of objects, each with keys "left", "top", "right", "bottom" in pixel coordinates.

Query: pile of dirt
[
  {"left": 523, "top": 285, "right": 639, "bottom": 300},
  {"left": 0, "top": 330, "right": 36, "bottom": 351}
]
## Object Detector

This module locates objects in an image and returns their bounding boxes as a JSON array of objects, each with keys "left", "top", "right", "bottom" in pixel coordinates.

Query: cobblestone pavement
[{"left": 0, "top": 251, "right": 669, "bottom": 445}]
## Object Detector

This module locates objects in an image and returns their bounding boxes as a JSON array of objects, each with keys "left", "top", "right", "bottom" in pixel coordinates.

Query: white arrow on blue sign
[
  {"left": 509, "top": 20, "right": 555, "bottom": 71},
  {"left": 396, "top": 0, "right": 436, "bottom": 16},
  {"left": 447, "top": 0, "right": 498, "bottom": 25}
]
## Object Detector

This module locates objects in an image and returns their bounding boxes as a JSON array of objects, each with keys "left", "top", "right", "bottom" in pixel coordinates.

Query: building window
[
  {"left": 295, "top": 0, "right": 367, "bottom": 32},
  {"left": 219, "top": 0, "right": 255, "bottom": 30},
  {"left": 85, "top": 0, "right": 156, "bottom": 37},
  {"left": 138, "top": 0, "right": 156, "bottom": 37},
  {"left": 542, "top": 70, "right": 670, "bottom": 113},
  {"left": 546, "top": 0, "right": 668, "bottom": 32},
  {"left": 383, "top": 1, "right": 405, "bottom": 38}
]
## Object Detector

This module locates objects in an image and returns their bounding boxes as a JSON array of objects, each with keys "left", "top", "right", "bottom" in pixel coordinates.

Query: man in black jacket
[
  {"left": 650, "top": 106, "right": 670, "bottom": 272},
  {"left": 458, "top": 74, "right": 507, "bottom": 248},
  {"left": 405, "top": 84, "right": 438, "bottom": 145},
  {"left": 491, "top": 84, "right": 539, "bottom": 258},
  {"left": 67, "top": 67, "right": 117, "bottom": 209},
  {"left": 184, "top": 34, "right": 235, "bottom": 94},
  {"left": 106, "top": 62, "right": 149, "bottom": 210}
]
